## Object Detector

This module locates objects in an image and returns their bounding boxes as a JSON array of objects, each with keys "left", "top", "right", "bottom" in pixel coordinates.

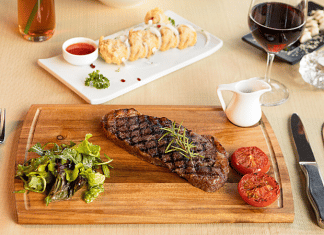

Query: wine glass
[{"left": 248, "top": 0, "right": 307, "bottom": 106}]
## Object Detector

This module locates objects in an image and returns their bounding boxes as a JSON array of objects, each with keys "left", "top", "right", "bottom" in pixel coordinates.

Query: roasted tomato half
[
  {"left": 231, "top": 146, "right": 270, "bottom": 175},
  {"left": 238, "top": 172, "right": 280, "bottom": 207}
]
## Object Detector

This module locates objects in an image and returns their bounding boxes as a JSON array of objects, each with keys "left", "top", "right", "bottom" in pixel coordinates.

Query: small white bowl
[
  {"left": 98, "top": 0, "right": 145, "bottom": 8},
  {"left": 62, "top": 37, "right": 98, "bottom": 66}
]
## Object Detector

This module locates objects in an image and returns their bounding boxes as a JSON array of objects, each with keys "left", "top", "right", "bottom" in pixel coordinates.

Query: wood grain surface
[{"left": 13, "top": 104, "right": 294, "bottom": 224}]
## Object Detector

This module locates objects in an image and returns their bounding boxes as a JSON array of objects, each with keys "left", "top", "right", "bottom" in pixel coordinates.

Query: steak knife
[{"left": 291, "top": 113, "right": 324, "bottom": 228}]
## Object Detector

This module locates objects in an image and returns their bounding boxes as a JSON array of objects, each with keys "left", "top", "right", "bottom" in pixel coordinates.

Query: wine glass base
[{"left": 258, "top": 78, "right": 289, "bottom": 107}]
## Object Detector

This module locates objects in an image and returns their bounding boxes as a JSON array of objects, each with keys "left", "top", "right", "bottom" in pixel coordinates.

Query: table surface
[{"left": 1, "top": 0, "right": 324, "bottom": 234}]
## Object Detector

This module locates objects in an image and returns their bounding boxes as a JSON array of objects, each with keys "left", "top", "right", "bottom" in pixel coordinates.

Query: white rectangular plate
[{"left": 38, "top": 11, "right": 223, "bottom": 104}]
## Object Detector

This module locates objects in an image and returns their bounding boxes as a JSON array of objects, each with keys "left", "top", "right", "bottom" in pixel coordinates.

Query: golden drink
[{"left": 18, "top": 0, "right": 55, "bottom": 42}]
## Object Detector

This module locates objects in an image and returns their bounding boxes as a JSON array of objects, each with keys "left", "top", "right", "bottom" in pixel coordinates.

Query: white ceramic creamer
[{"left": 217, "top": 78, "right": 271, "bottom": 127}]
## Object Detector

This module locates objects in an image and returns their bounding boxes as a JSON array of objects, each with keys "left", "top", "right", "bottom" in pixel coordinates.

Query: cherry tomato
[
  {"left": 231, "top": 146, "right": 270, "bottom": 175},
  {"left": 238, "top": 172, "right": 280, "bottom": 207}
]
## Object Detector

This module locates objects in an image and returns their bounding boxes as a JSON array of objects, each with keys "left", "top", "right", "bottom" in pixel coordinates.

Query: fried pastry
[
  {"left": 99, "top": 36, "right": 129, "bottom": 65},
  {"left": 177, "top": 24, "right": 197, "bottom": 50},
  {"left": 99, "top": 8, "right": 198, "bottom": 65},
  {"left": 144, "top": 7, "right": 170, "bottom": 25},
  {"left": 128, "top": 30, "right": 148, "bottom": 61},
  {"left": 142, "top": 29, "right": 161, "bottom": 57},
  {"left": 159, "top": 25, "right": 179, "bottom": 51}
]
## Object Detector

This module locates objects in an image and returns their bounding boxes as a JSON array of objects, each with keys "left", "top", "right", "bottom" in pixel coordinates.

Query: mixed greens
[{"left": 15, "top": 134, "right": 113, "bottom": 205}]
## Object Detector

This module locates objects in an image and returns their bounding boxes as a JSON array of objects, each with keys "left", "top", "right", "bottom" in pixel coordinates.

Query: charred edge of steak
[{"left": 101, "top": 108, "right": 229, "bottom": 192}]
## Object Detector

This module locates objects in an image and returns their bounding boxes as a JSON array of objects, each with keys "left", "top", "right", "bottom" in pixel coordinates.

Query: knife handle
[{"left": 300, "top": 163, "right": 324, "bottom": 228}]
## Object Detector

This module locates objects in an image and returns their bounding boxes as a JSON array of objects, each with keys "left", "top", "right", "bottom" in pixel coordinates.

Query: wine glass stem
[{"left": 265, "top": 52, "right": 275, "bottom": 84}]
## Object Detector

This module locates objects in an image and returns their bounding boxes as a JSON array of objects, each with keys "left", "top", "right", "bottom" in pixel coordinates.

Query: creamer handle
[{"left": 217, "top": 84, "right": 235, "bottom": 112}]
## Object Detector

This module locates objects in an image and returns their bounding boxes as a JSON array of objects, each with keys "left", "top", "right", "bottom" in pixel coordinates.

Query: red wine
[{"left": 248, "top": 2, "right": 305, "bottom": 53}]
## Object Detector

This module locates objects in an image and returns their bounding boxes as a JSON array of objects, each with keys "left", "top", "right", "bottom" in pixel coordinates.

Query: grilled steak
[{"left": 101, "top": 108, "right": 229, "bottom": 192}]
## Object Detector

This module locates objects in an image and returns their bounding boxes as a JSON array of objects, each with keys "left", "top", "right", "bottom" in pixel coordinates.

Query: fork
[{"left": 0, "top": 108, "right": 5, "bottom": 144}]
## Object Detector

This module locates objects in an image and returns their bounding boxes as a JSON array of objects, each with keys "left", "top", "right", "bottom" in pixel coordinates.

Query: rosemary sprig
[{"left": 159, "top": 121, "right": 204, "bottom": 159}]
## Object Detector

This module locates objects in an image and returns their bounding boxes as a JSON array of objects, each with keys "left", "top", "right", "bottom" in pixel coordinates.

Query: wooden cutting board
[{"left": 14, "top": 105, "right": 294, "bottom": 224}]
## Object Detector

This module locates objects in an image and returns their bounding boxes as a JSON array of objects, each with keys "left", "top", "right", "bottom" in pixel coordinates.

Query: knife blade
[{"left": 291, "top": 113, "right": 324, "bottom": 228}]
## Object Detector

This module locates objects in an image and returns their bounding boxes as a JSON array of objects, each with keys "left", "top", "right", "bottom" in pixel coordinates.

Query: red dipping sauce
[{"left": 66, "top": 43, "right": 96, "bottom": 55}]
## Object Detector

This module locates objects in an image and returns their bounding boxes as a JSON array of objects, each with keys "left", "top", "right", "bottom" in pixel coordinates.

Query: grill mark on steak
[{"left": 101, "top": 108, "right": 229, "bottom": 192}]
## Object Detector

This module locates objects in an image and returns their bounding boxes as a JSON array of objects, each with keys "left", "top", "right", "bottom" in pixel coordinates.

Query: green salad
[{"left": 15, "top": 134, "right": 113, "bottom": 205}]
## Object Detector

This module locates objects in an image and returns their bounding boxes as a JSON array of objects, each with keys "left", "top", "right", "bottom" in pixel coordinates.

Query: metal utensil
[
  {"left": 291, "top": 113, "right": 324, "bottom": 228},
  {"left": 0, "top": 108, "right": 5, "bottom": 144},
  {"left": 322, "top": 123, "right": 324, "bottom": 144}
]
